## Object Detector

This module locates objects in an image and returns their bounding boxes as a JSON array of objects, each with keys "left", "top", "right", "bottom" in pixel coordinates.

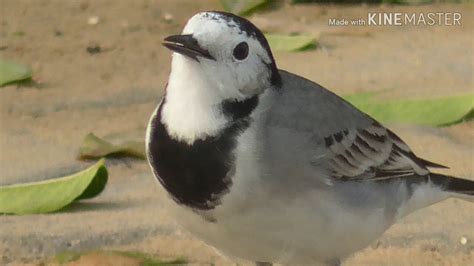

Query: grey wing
[
  {"left": 318, "top": 121, "right": 448, "bottom": 181},
  {"left": 267, "top": 70, "right": 446, "bottom": 182}
]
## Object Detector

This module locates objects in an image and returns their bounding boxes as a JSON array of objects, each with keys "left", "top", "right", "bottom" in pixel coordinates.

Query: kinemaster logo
[{"left": 329, "top": 12, "right": 462, "bottom": 26}]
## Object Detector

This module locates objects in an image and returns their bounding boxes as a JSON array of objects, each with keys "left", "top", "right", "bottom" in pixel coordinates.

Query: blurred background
[{"left": 0, "top": 0, "right": 473, "bottom": 265}]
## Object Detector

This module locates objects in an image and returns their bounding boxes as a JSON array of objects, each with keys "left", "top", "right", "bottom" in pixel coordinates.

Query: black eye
[{"left": 233, "top": 42, "right": 249, "bottom": 60}]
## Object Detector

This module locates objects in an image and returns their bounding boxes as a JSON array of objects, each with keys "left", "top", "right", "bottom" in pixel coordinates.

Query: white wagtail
[{"left": 145, "top": 11, "right": 474, "bottom": 266}]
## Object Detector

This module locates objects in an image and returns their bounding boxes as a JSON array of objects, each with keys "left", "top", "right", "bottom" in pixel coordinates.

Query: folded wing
[{"left": 320, "top": 121, "right": 447, "bottom": 181}]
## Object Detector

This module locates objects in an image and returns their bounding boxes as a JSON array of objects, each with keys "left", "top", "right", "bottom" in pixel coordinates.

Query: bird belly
[{"left": 164, "top": 181, "right": 397, "bottom": 264}]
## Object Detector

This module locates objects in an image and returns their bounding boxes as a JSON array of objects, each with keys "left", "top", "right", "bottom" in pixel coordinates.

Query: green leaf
[
  {"left": 0, "top": 159, "right": 108, "bottom": 215},
  {"left": 220, "top": 0, "right": 269, "bottom": 16},
  {"left": 343, "top": 93, "right": 474, "bottom": 126},
  {"left": 54, "top": 251, "right": 82, "bottom": 264},
  {"left": 111, "top": 250, "right": 187, "bottom": 265},
  {"left": 382, "top": 0, "right": 434, "bottom": 4},
  {"left": 0, "top": 59, "right": 33, "bottom": 86},
  {"left": 78, "top": 133, "right": 146, "bottom": 160},
  {"left": 53, "top": 250, "right": 187, "bottom": 266},
  {"left": 266, "top": 34, "right": 317, "bottom": 52},
  {"left": 292, "top": 0, "right": 436, "bottom": 3}
]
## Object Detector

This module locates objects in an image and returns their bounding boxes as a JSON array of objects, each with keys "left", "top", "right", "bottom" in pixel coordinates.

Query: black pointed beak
[{"left": 162, "top": 34, "right": 215, "bottom": 62}]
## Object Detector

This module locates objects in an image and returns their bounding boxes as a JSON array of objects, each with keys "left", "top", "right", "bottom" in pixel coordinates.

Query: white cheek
[{"left": 235, "top": 58, "right": 269, "bottom": 95}]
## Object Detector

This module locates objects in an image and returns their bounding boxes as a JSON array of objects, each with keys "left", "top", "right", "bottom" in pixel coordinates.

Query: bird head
[{"left": 163, "top": 11, "right": 281, "bottom": 101}]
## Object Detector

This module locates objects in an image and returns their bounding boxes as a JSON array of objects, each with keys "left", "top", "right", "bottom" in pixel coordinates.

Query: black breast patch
[{"left": 147, "top": 101, "right": 252, "bottom": 210}]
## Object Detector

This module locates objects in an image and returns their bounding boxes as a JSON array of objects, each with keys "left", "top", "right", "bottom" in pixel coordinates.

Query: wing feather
[{"left": 322, "top": 122, "right": 439, "bottom": 181}]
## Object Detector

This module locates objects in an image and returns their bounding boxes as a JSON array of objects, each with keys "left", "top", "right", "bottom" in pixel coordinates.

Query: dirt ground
[{"left": 0, "top": 0, "right": 473, "bottom": 265}]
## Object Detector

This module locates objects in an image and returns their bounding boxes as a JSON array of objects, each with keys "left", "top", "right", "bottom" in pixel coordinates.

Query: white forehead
[
  {"left": 183, "top": 12, "right": 241, "bottom": 35},
  {"left": 181, "top": 12, "right": 271, "bottom": 64}
]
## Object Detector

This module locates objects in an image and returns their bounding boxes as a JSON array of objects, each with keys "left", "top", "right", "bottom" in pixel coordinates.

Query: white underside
[
  {"left": 159, "top": 168, "right": 450, "bottom": 265},
  {"left": 159, "top": 171, "right": 450, "bottom": 265}
]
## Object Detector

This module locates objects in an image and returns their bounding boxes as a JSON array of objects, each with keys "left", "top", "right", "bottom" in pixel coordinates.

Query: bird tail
[
  {"left": 429, "top": 173, "right": 474, "bottom": 202},
  {"left": 397, "top": 173, "right": 474, "bottom": 218}
]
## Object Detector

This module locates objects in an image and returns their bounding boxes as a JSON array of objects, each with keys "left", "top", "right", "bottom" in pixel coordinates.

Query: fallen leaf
[
  {"left": 78, "top": 133, "right": 146, "bottom": 160},
  {"left": 0, "top": 59, "right": 32, "bottom": 86},
  {"left": 343, "top": 92, "right": 474, "bottom": 127},
  {"left": 220, "top": 0, "right": 269, "bottom": 16},
  {"left": 382, "top": 0, "right": 433, "bottom": 4},
  {"left": 266, "top": 34, "right": 316, "bottom": 51},
  {"left": 0, "top": 159, "right": 108, "bottom": 215},
  {"left": 54, "top": 250, "right": 187, "bottom": 266}
]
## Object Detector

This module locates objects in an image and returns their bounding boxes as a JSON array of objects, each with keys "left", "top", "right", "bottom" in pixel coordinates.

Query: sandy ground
[{"left": 0, "top": 0, "right": 473, "bottom": 265}]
